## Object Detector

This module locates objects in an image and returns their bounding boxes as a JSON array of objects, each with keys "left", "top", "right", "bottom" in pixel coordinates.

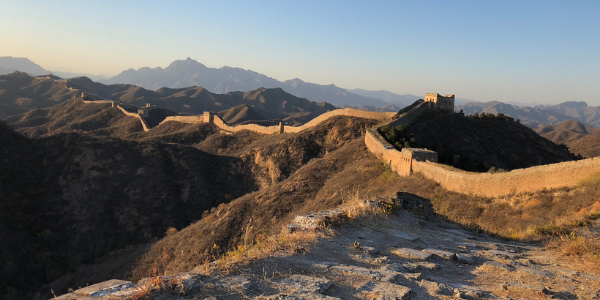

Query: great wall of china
[
  {"left": 80, "top": 93, "right": 600, "bottom": 198},
  {"left": 159, "top": 108, "right": 396, "bottom": 134}
]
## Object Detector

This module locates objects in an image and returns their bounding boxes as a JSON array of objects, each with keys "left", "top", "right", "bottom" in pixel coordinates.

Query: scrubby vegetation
[
  {"left": 378, "top": 124, "right": 418, "bottom": 150},
  {"left": 409, "top": 110, "right": 578, "bottom": 172}
]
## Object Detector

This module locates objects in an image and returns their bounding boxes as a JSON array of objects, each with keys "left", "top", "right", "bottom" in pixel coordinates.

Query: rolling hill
[
  {"left": 536, "top": 120, "right": 600, "bottom": 158},
  {"left": 0, "top": 72, "right": 79, "bottom": 119},
  {"left": 1, "top": 72, "right": 337, "bottom": 125}
]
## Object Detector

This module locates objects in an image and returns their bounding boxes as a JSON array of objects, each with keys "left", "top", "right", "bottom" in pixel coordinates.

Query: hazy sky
[{"left": 1, "top": 0, "right": 599, "bottom": 105}]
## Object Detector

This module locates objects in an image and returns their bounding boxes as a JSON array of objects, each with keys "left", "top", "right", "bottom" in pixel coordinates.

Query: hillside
[
  {"left": 0, "top": 72, "right": 79, "bottom": 118},
  {"left": 0, "top": 119, "right": 258, "bottom": 299},
  {"left": 536, "top": 120, "right": 600, "bottom": 158},
  {"left": 5, "top": 98, "right": 143, "bottom": 138},
  {"left": 536, "top": 119, "right": 600, "bottom": 143},
  {"left": 62, "top": 77, "right": 338, "bottom": 124},
  {"left": 406, "top": 110, "right": 577, "bottom": 171},
  {"left": 217, "top": 104, "right": 266, "bottom": 125},
  {"left": 102, "top": 58, "right": 390, "bottom": 107},
  {"left": 563, "top": 134, "right": 600, "bottom": 158},
  {"left": 0, "top": 109, "right": 384, "bottom": 298},
  {"left": 1, "top": 72, "right": 337, "bottom": 126}
]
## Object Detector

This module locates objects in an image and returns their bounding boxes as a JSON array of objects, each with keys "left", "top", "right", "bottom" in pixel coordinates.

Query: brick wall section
[
  {"left": 285, "top": 109, "right": 396, "bottom": 133},
  {"left": 160, "top": 108, "right": 395, "bottom": 134},
  {"left": 212, "top": 115, "right": 283, "bottom": 134},
  {"left": 115, "top": 104, "right": 150, "bottom": 132},
  {"left": 366, "top": 127, "right": 600, "bottom": 197},
  {"left": 365, "top": 129, "right": 409, "bottom": 176},
  {"left": 159, "top": 115, "right": 206, "bottom": 125},
  {"left": 413, "top": 159, "right": 600, "bottom": 197}
]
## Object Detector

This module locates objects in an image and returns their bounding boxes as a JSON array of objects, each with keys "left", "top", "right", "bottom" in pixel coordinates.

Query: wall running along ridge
[
  {"left": 82, "top": 96, "right": 600, "bottom": 198},
  {"left": 160, "top": 108, "right": 396, "bottom": 134},
  {"left": 365, "top": 127, "right": 600, "bottom": 198},
  {"left": 82, "top": 99, "right": 394, "bottom": 134}
]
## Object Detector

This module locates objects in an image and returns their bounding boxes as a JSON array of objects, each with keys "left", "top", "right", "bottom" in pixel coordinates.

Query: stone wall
[
  {"left": 82, "top": 100, "right": 115, "bottom": 106},
  {"left": 413, "top": 159, "right": 600, "bottom": 198},
  {"left": 116, "top": 104, "right": 150, "bottom": 132},
  {"left": 160, "top": 108, "right": 395, "bottom": 134},
  {"left": 160, "top": 115, "right": 207, "bottom": 125},
  {"left": 365, "top": 129, "right": 407, "bottom": 175},
  {"left": 366, "top": 125, "right": 600, "bottom": 197},
  {"left": 285, "top": 109, "right": 396, "bottom": 133},
  {"left": 212, "top": 115, "right": 283, "bottom": 134}
]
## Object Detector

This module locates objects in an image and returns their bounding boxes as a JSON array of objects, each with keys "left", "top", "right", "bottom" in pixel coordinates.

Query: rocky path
[{"left": 55, "top": 198, "right": 600, "bottom": 300}]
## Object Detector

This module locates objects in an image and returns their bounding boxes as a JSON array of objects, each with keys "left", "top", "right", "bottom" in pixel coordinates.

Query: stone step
[
  {"left": 278, "top": 275, "right": 332, "bottom": 294},
  {"left": 358, "top": 281, "right": 411, "bottom": 300},
  {"left": 422, "top": 248, "right": 457, "bottom": 260},
  {"left": 391, "top": 248, "right": 433, "bottom": 260},
  {"left": 455, "top": 253, "right": 476, "bottom": 264}
]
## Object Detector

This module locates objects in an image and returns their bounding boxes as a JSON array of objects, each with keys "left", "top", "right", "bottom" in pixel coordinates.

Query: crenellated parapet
[{"left": 424, "top": 93, "right": 454, "bottom": 112}]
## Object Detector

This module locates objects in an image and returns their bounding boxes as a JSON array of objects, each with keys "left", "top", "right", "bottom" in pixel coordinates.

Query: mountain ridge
[
  {"left": 0, "top": 72, "right": 337, "bottom": 125},
  {"left": 457, "top": 100, "right": 600, "bottom": 128},
  {"left": 102, "top": 58, "right": 397, "bottom": 108}
]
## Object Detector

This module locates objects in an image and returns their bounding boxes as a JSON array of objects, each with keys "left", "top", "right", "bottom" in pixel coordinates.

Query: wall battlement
[{"left": 424, "top": 93, "right": 454, "bottom": 112}]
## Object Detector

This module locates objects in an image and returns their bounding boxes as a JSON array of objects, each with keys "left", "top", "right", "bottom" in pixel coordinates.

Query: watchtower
[{"left": 424, "top": 93, "right": 455, "bottom": 112}]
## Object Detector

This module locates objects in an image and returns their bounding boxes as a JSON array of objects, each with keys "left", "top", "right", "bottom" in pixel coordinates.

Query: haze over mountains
[
  {"left": 0, "top": 57, "right": 107, "bottom": 81},
  {"left": 102, "top": 57, "right": 405, "bottom": 108},
  {"left": 0, "top": 56, "right": 415, "bottom": 109},
  {"left": 457, "top": 101, "right": 600, "bottom": 129},
  {"left": 5, "top": 56, "right": 600, "bottom": 130}
]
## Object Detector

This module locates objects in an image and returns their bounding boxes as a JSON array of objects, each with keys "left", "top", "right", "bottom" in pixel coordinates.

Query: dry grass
[
  {"left": 546, "top": 230, "right": 600, "bottom": 274},
  {"left": 429, "top": 175, "right": 600, "bottom": 242},
  {"left": 198, "top": 229, "right": 321, "bottom": 276},
  {"left": 198, "top": 190, "right": 390, "bottom": 276}
]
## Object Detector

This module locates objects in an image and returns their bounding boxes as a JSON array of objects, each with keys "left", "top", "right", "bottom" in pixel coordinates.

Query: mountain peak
[
  {"left": 0, "top": 56, "right": 48, "bottom": 76},
  {"left": 167, "top": 57, "right": 207, "bottom": 70}
]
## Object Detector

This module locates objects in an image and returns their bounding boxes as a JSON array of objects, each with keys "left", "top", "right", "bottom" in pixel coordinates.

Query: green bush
[{"left": 378, "top": 125, "right": 418, "bottom": 150}]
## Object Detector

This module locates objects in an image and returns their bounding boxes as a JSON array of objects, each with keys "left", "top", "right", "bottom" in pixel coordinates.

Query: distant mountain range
[
  {"left": 101, "top": 57, "right": 416, "bottom": 108},
  {"left": 0, "top": 56, "right": 421, "bottom": 109},
  {"left": 457, "top": 101, "right": 600, "bottom": 129},
  {"left": 0, "top": 71, "right": 335, "bottom": 125},
  {"left": 5, "top": 56, "right": 600, "bottom": 130},
  {"left": 0, "top": 56, "right": 107, "bottom": 80}
]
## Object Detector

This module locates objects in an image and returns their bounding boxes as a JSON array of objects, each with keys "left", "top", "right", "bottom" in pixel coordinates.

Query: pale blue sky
[{"left": 1, "top": 0, "right": 599, "bottom": 104}]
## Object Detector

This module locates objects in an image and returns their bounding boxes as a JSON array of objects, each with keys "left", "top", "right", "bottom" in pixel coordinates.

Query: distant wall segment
[
  {"left": 160, "top": 108, "right": 395, "bottom": 134},
  {"left": 81, "top": 98, "right": 395, "bottom": 135}
]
